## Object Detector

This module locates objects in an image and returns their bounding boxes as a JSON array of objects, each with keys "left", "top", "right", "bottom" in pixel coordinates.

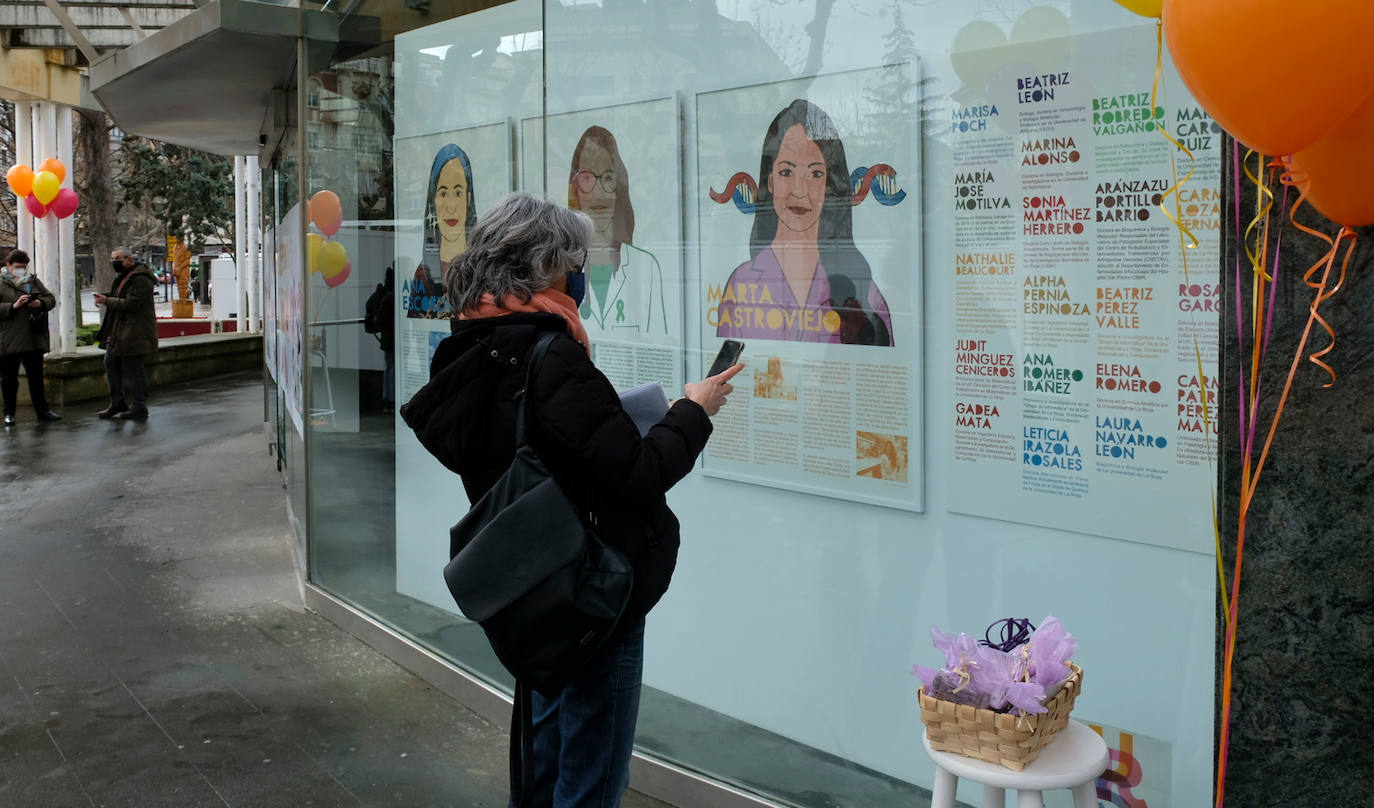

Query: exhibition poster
[
  {"left": 520, "top": 96, "right": 685, "bottom": 395},
  {"left": 695, "top": 66, "right": 924, "bottom": 512},
  {"left": 263, "top": 223, "right": 277, "bottom": 385},
  {"left": 393, "top": 122, "right": 512, "bottom": 402},
  {"left": 274, "top": 203, "right": 305, "bottom": 437},
  {"left": 944, "top": 26, "right": 1220, "bottom": 553}
]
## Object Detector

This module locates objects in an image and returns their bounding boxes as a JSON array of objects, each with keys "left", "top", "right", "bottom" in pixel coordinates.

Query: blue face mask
[{"left": 566, "top": 270, "right": 586, "bottom": 307}]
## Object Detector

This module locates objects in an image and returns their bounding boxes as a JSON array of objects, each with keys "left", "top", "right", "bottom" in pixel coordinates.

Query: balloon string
[
  {"left": 1241, "top": 150, "right": 1275, "bottom": 284},
  {"left": 1151, "top": 21, "right": 1199, "bottom": 249},
  {"left": 1156, "top": 41, "right": 1224, "bottom": 626},
  {"left": 1242, "top": 163, "right": 1277, "bottom": 467},
  {"left": 1217, "top": 184, "right": 1353, "bottom": 807},
  {"left": 1242, "top": 142, "right": 1253, "bottom": 486}
]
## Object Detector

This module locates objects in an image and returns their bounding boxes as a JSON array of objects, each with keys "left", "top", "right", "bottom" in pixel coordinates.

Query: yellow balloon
[
  {"left": 31, "top": 170, "right": 60, "bottom": 205},
  {"left": 318, "top": 241, "right": 348, "bottom": 278},
  {"left": 306, "top": 232, "right": 324, "bottom": 274},
  {"left": 1112, "top": 0, "right": 1162, "bottom": 17}
]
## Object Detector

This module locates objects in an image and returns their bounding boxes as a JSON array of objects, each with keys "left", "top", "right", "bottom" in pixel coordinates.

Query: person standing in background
[
  {"left": 365, "top": 266, "right": 396, "bottom": 412},
  {"left": 94, "top": 248, "right": 159, "bottom": 420},
  {"left": 0, "top": 249, "right": 62, "bottom": 426}
]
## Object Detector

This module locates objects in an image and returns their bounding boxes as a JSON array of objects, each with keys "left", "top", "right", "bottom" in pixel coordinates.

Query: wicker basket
[{"left": 918, "top": 662, "right": 1082, "bottom": 771}]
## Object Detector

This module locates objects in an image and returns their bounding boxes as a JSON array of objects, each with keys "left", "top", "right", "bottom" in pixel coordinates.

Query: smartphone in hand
[{"left": 707, "top": 339, "right": 745, "bottom": 377}]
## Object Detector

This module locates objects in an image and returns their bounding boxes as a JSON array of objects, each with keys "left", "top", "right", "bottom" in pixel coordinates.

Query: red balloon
[
  {"left": 51, "top": 187, "right": 79, "bottom": 219},
  {"left": 24, "top": 193, "right": 49, "bottom": 218},
  {"left": 324, "top": 261, "right": 351, "bottom": 289},
  {"left": 1163, "top": 0, "right": 1374, "bottom": 156},
  {"left": 1289, "top": 90, "right": 1374, "bottom": 227}
]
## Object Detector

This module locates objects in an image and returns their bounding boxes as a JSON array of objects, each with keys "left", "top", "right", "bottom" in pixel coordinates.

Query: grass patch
[{"left": 76, "top": 324, "right": 101, "bottom": 347}]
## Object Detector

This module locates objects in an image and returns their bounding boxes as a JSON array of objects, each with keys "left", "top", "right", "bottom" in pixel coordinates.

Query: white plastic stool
[{"left": 922, "top": 719, "right": 1109, "bottom": 808}]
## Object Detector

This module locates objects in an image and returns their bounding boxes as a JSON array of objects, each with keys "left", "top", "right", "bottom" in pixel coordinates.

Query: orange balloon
[
  {"left": 6, "top": 164, "right": 34, "bottom": 197},
  {"left": 309, "top": 190, "right": 343, "bottom": 237},
  {"left": 1289, "top": 90, "right": 1374, "bottom": 227},
  {"left": 1163, "top": 0, "right": 1374, "bottom": 156},
  {"left": 38, "top": 158, "right": 65, "bottom": 185}
]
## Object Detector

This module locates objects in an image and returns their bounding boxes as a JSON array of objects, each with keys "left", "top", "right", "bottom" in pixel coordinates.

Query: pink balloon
[
  {"left": 324, "top": 261, "right": 351, "bottom": 289},
  {"left": 51, "top": 188, "right": 79, "bottom": 219},
  {"left": 24, "top": 194, "right": 48, "bottom": 218}
]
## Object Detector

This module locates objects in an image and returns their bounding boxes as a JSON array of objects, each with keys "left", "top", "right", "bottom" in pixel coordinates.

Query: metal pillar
[
  {"left": 14, "top": 102, "right": 33, "bottom": 256},
  {"left": 245, "top": 155, "right": 261, "bottom": 333},
  {"left": 234, "top": 155, "right": 246, "bottom": 332},
  {"left": 57, "top": 104, "right": 76, "bottom": 354}
]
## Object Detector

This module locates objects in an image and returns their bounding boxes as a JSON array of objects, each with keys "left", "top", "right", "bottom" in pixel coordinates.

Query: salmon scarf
[{"left": 459, "top": 289, "right": 590, "bottom": 351}]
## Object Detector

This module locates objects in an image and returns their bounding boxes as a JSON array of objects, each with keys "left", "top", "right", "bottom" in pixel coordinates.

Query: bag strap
[
  {"left": 509, "top": 681, "right": 534, "bottom": 808},
  {"left": 513, "top": 330, "right": 561, "bottom": 449}
]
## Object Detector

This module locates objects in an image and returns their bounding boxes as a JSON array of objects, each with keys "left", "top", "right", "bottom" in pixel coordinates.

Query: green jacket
[
  {"left": 99, "top": 264, "right": 159, "bottom": 356},
  {"left": 0, "top": 272, "right": 57, "bottom": 355}
]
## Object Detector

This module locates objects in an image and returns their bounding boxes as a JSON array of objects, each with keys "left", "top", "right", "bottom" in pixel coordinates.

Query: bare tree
[
  {"left": 75, "top": 109, "right": 118, "bottom": 293},
  {"left": 0, "top": 101, "right": 16, "bottom": 251}
]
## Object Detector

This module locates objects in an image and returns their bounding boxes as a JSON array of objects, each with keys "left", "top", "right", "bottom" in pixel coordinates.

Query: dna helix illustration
[{"left": 709, "top": 165, "right": 906, "bottom": 214}]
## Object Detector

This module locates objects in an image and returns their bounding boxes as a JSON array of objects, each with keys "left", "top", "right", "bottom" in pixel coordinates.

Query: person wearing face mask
[
  {"left": 94, "top": 248, "right": 159, "bottom": 420},
  {"left": 401, "top": 193, "right": 742, "bottom": 808},
  {"left": 0, "top": 250, "right": 62, "bottom": 426}
]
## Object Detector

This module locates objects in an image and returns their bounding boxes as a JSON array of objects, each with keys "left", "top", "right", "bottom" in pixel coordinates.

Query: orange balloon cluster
[
  {"left": 1163, "top": 0, "right": 1374, "bottom": 226},
  {"left": 307, "top": 190, "right": 351, "bottom": 288},
  {"left": 5, "top": 158, "right": 79, "bottom": 220}
]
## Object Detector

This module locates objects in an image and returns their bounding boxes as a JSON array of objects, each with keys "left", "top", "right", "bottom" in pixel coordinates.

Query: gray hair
[
  {"left": 112, "top": 246, "right": 132, "bottom": 259},
  {"left": 446, "top": 193, "right": 591, "bottom": 313}
]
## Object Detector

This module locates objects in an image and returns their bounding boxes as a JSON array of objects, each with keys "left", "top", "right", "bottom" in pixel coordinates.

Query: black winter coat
[{"left": 401, "top": 312, "right": 713, "bottom": 630}]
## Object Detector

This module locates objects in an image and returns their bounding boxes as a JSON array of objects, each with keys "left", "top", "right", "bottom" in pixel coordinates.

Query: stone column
[
  {"left": 234, "top": 155, "right": 247, "bottom": 333},
  {"left": 14, "top": 101, "right": 33, "bottom": 256},
  {"left": 57, "top": 104, "right": 76, "bottom": 354}
]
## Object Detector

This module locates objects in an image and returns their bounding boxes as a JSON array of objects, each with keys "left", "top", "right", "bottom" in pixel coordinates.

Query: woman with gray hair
[{"left": 402, "top": 193, "right": 741, "bottom": 807}]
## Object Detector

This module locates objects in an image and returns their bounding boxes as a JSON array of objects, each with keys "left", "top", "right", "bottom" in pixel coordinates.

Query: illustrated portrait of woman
[
  {"left": 716, "top": 99, "right": 894, "bottom": 345},
  {"left": 568, "top": 126, "right": 667, "bottom": 335},
  {"left": 407, "top": 143, "right": 476, "bottom": 319}
]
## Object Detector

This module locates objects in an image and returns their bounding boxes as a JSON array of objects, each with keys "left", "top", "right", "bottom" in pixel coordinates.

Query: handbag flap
[{"left": 444, "top": 452, "right": 589, "bottom": 622}]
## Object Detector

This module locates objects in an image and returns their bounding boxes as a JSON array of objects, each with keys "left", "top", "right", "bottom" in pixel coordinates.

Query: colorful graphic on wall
[
  {"left": 520, "top": 97, "right": 684, "bottom": 395},
  {"left": 1082, "top": 721, "right": 1173, "bottom": 808},
  {"left": 944, "top": 26, "right": 1219, "bottom": 553},
  {"left": 696, "top": 66, "right": 923, "bottom": 512},
  {"left": 393, "top": 122, "right": 511, "bottom": 401}
]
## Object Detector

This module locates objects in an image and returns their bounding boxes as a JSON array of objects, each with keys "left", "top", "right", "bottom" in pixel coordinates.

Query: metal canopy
[{"left": 87, "top": 0, "right": 364, "bottom": 156}]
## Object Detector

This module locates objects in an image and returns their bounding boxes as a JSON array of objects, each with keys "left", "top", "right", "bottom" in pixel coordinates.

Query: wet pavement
[{"left": 0, "top": 371, "right": 668, "bottom": 808}]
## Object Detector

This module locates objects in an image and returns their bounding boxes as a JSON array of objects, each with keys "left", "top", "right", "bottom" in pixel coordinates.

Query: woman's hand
[
  {"left": 684, "top": 363, "right": 744, "bottom": 416},
  {"left": 13, "top": 294, "right": 30, "bottom": 308}
]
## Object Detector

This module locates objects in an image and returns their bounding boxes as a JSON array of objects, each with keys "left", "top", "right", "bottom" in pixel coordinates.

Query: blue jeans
[{"left": 515, "top": 618, "right": 645, "bottom": 808}]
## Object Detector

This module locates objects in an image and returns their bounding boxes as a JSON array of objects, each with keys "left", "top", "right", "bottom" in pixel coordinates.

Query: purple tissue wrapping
[{"left": 1024, "top": 615, "right": 1077, "bottom": 689}]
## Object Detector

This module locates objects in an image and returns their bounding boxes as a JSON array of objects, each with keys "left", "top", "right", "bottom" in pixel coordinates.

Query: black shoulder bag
[{"left": 441, "top": 331, "right": 634, "bottom": 806}]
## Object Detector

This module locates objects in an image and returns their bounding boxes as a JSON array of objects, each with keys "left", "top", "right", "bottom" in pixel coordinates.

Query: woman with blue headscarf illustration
[{"left": 406, "top": 144, "right": 476, "bottom": 319}]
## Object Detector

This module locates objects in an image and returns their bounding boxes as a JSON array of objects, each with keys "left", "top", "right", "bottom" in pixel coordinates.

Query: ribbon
[
  {"left": 1215, "top": 167, "right": 1356, "bottom": 808},
  {"left": 1151, "top": 21, "right": 1199, "bottom": 249}
]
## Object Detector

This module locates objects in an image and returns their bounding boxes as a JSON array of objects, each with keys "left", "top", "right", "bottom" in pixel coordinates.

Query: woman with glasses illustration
[
  {"left": 716, "top": 99, "right": 893, "bottom": 346},
  {"left": 567, "top": 126, "right": 667, "bottom": 336}
]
